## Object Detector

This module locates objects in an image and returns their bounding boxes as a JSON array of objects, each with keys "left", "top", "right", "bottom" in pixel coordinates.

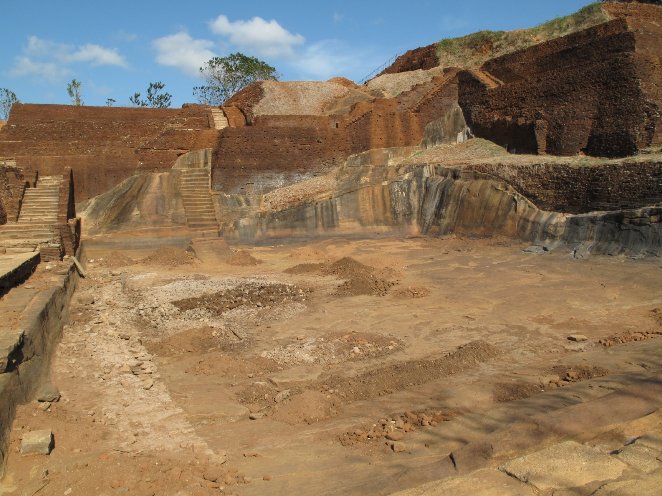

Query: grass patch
[{"left": 435, "top": 2, "right": 610, "bottom": 68}]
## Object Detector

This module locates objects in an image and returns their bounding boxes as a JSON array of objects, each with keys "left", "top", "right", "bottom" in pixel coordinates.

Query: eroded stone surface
[
  {"left": 391, "top": 468, "right": 536, "bottom": 496},
  {"left": 500, "top": 441, "right": 628, "bottom": 490}
]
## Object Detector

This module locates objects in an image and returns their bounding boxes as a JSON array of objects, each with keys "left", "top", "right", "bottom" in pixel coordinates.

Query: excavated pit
[{"left": 2, "top": 235, "right": 661, "bottom": 495}]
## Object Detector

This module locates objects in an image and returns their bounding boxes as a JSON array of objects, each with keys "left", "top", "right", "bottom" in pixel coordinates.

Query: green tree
[
  {"left": 0, "top": 88, "right": 19, "bottom": 120},
  {"left": 193, "top": 53, "right": 278, "bottom": 106},
  {"left": 130, "top": 82, "right": 172, "bottom": 108},
  {"left": 106, "top": 98, "right": 116, "bottom": 107},
  {"left": 67, "top": 79, "right": 83, "bottom": 106}
]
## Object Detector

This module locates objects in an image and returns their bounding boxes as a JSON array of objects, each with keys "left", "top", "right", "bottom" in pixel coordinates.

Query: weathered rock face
[
  {"left": 217, "top": 148, "right": 661, "bottom": 257},
  {"left": 79, "top": 172, "right": 187, "bottom": 234},
  {"left": 0, "top": 104, "right": 217, "bottom": 201}
]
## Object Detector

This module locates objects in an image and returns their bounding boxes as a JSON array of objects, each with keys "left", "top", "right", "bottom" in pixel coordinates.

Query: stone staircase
[
  {"left": 179, "top": 169, "right": 219, "bottom": 231},
  {"left": 468, "top": 68, "right": 503, "bottom": 90},
  {"left": 210, "top": 108, "right": 229, "bottom": 130},
  {"left": 0, "top": 175, "right": 63, "bottom": 259},
  {"left": 18, "top": 176, "right": 62, "bottom": 224}
]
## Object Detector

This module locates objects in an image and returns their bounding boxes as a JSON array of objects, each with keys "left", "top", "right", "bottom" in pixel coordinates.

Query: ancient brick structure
[
  {"left": 0, "top": 104, "right": 217, "bottom": 201},
  {"left": 459, "top": 14, "right": 661, "bottom": 157},
  {"left": 0, "top": 163, "right": 32, "bottom": 224}
]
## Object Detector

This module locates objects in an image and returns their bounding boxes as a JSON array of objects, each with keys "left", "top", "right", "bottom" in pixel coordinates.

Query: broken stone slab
[
  {"left": 35, "top": 382, "right": 60, "bottom": 402},
  {"left": 567, "top": 334, "right": 589, "bottom": 342},
  {"left": 615, "top": 444, "right": 662, "bottom": 473},
  {"left": 523, "top": 245, "right": 548, "bottom": 255},
  {"left": 592, "top": 471, "right": 662, "bottom": 496},
  {"left": 636, "top": 433, "right": 662, "bottom": 452},
  {"left": 20, "top": 430, "right": 54, "bottom": 455},
  {"left": 500, "top": 441, "right": 628, "bottom": 491},
  {"left": 389, "top": 468, "right": 535, "bottom": 496}
]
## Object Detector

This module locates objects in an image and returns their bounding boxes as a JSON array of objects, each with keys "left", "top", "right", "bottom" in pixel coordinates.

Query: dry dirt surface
[{"left": 2, "top": 236, "right": 662, "bottom": 496}]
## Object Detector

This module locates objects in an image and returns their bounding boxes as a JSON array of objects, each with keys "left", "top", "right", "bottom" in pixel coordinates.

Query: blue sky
[{"left": 1, "top": 0, "right": 595, "bottom": 108}]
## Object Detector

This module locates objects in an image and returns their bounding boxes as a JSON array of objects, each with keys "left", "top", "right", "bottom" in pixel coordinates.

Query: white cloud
[
  {"left": 291, "top": 40, "right": 370, "bottom": 80},
  {"left": 68, "top": 44, "right": 127, "bottom": 67},
  {"left": 10, "top": 56, "right": 70, "bottom": 83},
  {"left": 209, "top": 15, "right": 304, "bottom": 58},
  {"left": 152, "top": 32, "right": 216, "bottom": 77},
  {"left": 23, "top": 36, "right": 127, "bottom": 67},
  {"left": 10, "top": 36, "right": 127, "bottom": 82}
]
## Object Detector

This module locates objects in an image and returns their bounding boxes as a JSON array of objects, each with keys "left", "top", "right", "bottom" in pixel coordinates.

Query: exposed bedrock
[
  {"left": 220, "top": 159, "right": 661, "bottom": 257},
  {"left": 79, "top": 172, "right": 187, "bottom": 234}
]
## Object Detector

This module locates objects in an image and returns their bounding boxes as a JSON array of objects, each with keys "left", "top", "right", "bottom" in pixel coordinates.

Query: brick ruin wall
[
  {"left": 213, "top": 74, "right": 463, "bottom": 195},
  {"left": 463, "top": 161, "right": 662, "bottom": 214},
  {"left": 0, "top": 104, "right": 216, "bottom": 201},
  {"left": 0, "top": 164, "right": 33, "bottom": 224},
  {"left": 458, "top": 14, "right": 662, "bottom": 157}
]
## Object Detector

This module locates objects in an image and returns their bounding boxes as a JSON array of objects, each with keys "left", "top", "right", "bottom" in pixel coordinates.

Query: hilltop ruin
[{"left": 0, "top": 2, "right": 661, "bottom": 495}]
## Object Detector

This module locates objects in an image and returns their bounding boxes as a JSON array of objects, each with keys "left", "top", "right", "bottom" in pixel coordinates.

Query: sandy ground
[{"left": 1, "top": 235, "right": 661, "bottom": 495}]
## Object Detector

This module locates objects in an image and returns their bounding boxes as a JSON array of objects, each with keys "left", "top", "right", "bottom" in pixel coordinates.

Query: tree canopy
[
  {"left": 193, "top": 52, "right": 278, "bottom": 106},
  {"left": 67, "top": 79, "right": 83, "bottom": 106},
  {"left": 130, "top": 82, "right": 172, "bottom": 108},
  {"left": 0, "top": 88, "right": 19, "bottom": 120}
]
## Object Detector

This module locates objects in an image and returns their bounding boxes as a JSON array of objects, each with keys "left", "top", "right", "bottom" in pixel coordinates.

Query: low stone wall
[{"left": 0, "top": 258, "right": 80, "bottom": 477}]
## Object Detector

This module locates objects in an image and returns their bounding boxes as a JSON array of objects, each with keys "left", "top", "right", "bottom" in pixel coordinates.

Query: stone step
[
  {"left": 181, "top": 182, "right": 209, "bottom": 186},
  {"left": 4, "top": 247, "right": 38, "bottom": 254},
  {"left": 18, "top": 218, "right": 58, "bottom": 224},
  {"left": 188, "top": 223, "right": 218, "bottom": 229},
  {"left": 1, "top": 239, "right": 52, "bottom": 248},
  {"left": 186, "top": 213, "right": 215, "bottom": 219},
  {"left": 186, "top": 213, "right": 216, "bottom": 220},
  {"left": 0, "top": 231, "right": 53, "bottom": 239},
  {"left": 183, "top": 196, "right": 213, "bottom": 200}
]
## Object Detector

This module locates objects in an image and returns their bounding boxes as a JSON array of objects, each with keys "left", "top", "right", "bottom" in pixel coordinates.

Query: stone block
[
  {"left": 35, "top": 381, "right": 60, "bottom": 402},
  {"left": 20, "top": 430, "right": 54, "bottom": 455}
]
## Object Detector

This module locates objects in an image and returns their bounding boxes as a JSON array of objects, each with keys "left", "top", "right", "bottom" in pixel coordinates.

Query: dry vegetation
[{"left": 435, "top": 3, "right": 610, "bottom": 68}]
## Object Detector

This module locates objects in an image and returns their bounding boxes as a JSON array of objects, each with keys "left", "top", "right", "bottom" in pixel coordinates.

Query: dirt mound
[
  {"left": 285, "top": 256, "right": 397, "bottom": 296},
  {"left": 141, "top": 247, "right": 195, "bottom": 267},
  {"left": 549, "top": 365, "right": 609, "bottom": 383},
  {"left": 393, "top": 286, "right": 431, "bottom": 298},
  {"left": 226, "top": 250, "right": 262, "bottom": 266},
  {"left": 493, "top": 382, "right": 545, "bottom": 402},
  {"left": 598, "top": 329, "right": 662, "bottom": 347},
  {"left": 321, "top": 340, "right": 500, "bottom": 404},
  {"left": 172, "top": 282, "right": 310, "bottom": 316},
  {"left": 324, "top": 257, "right": 396, "bottom": 296},
  {"left": 340, "top": 408, "right": 456, "bottom": 449},
  {"left": 269, "top": 390, "right": 338, "bottom": 425},
  {"left": 335, "top": 275, "right": 396, "bottom": 297}
]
